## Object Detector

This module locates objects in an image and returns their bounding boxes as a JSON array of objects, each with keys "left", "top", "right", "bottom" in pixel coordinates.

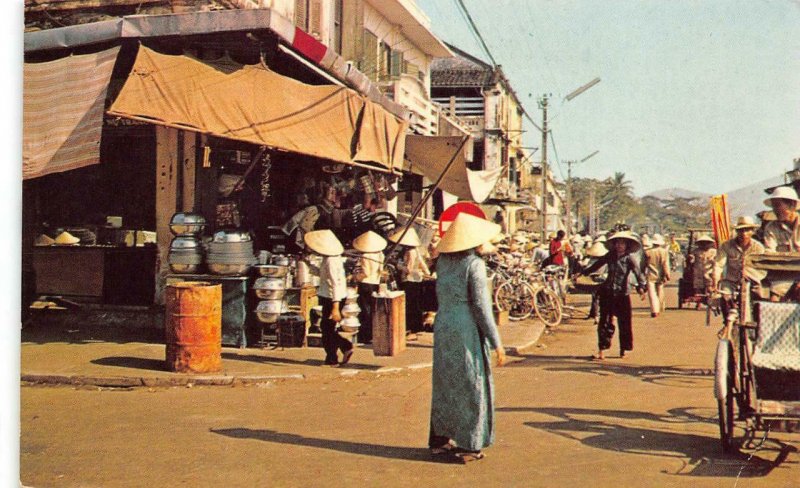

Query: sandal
[
  {"left": 455, "top": 451, "right": 485, "bottom": 463},
  {"left": 430, "top": 441, "right": 455, "bottom": 455}
]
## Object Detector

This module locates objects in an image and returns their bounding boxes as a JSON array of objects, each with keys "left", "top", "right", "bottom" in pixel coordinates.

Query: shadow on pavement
[
  {"left": 210, "top": 428, "right": 459, "bottom": 464},
  {"left": 498, "top": 406, "right": 796, "bottom": 478},
  {"left": 220, "top": 352, "right": 382, "bottom": 371},
  {"left": 91, "top": 356, "right": 166, "bottom": 372},
  {"left": 22, "top": 322, "right": 164, "bottom": 345},
  {"left": 506, "top": 354, "right": 713, "bottom": 388}
]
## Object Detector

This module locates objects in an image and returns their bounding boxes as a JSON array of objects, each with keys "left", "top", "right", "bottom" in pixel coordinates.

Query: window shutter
[
  {"left": 390, "top": 50, "right": 403, "bottom": 78},
  {"left": 361, "top": 30, "right": 378, "bottom": 81},
  {"left": 309, "top": 0, "right": 322, "bottom": 37},
  {"left": 294, "top": 0, "right": 307, "bottom": 30}
]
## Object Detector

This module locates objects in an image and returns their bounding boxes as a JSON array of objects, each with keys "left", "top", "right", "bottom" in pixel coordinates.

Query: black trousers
[
  {"left": 401, "top": 281, "right": 424, "bottom": 333},
  {"left": 357, "top": 283, "right": 378, "bottom": 344},
  {"left": 597, "top": 289, "right": 633, "bottom": 352},
  {"left": 319, "top": 296, "right": 352, "bottom": 364}
]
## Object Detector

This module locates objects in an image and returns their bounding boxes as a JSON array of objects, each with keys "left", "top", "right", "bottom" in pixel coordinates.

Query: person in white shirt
[
  {"left": 389, "top": 227, "right": 431, "bottom": 337},
  {"left": 352, "top": 231, "right": 386, "bottom": 345},
  {"left": 304, "top": 230, "right": 353, "bottom": 366}
]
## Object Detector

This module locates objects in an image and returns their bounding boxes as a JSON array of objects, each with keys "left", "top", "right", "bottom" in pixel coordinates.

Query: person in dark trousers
[
  {"left": 579, "top": 230, "right": 647, "bottom": 360},
  {"left": 351, "top": 230, "right": 387, "bottom": 344},
  {"left": 303, "top": 229, "right": 353, "bottom": 366},
  {"left": 389, "top": 226, "right": 431, "bottom": 338}
]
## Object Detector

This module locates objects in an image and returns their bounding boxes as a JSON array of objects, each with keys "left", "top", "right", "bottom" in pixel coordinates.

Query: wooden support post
[
  {"left": 154, "top": 126, "right": 179, "bottom": 305},
  {"left": 182, "top": 131, "right": 197, "bottom": 211}
]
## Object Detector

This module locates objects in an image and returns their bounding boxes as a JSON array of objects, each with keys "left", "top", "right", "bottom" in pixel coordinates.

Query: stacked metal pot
[
  {"left": 167, "top": 213, "right": 207, "bottom": 274},
  {"left": 339, "top": 288, "right": 361, "bottom": 333},
  {"left": 206, "top": 230, "right": 257, "bottom": 276},
  {"left": 252, "top": 262, "right": 289, "bottom": 325}
]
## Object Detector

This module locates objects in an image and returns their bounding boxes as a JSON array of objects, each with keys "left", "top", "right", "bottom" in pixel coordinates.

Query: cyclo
[{"left": 714, "top": 252, "right": 800, "bottom": 453}]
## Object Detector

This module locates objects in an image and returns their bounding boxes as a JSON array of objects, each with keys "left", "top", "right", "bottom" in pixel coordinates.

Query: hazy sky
[{"left": 417, "top": 0, "right": 800, "bottom": 196}]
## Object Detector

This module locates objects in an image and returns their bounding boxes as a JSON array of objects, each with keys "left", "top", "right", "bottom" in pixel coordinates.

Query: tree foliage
[{"left": 569, "top": 172, "right": 709, "bottom": 234}]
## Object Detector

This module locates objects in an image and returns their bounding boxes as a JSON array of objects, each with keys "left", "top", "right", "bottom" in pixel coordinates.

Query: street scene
[{"left": 16, "top": 0, "right": 800, "bottom": 486}]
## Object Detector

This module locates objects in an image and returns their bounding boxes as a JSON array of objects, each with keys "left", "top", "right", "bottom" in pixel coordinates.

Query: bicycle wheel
[
  {"left": 495, "top": 281, "right": 535, "bottom": 321},
  {"left": 534, "top": 287, "right": 563, "bottom": 327}
]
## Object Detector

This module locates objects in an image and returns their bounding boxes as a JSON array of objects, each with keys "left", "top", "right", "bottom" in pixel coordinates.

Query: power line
[{"left": 454, "top": 0, "right": 497, "bottom": 67}]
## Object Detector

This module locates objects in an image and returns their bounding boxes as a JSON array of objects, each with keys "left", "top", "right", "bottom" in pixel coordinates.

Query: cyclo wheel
[
  {"left": 714, "top": 339, "right": 736, "bottom": 453},
  {"left": 495, "top": 281, "right": 534, "bottom": 321},
  {"left": 533, "top": 287, "right": 563, "bottom": 327}
]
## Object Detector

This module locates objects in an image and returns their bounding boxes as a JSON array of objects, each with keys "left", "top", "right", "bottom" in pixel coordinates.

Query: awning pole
[{"left": 386, "top": 135, "right": 469, "bottom": 256}]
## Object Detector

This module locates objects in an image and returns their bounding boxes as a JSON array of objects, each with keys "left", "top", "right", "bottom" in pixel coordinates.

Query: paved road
[{"left": 21, "top": 284, "right": 799, "bottom": 487}]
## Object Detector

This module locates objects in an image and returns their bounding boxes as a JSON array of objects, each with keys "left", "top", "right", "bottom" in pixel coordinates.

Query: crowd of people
[{"left": 300, "top": 183, "right": 800, "bottom": 463}]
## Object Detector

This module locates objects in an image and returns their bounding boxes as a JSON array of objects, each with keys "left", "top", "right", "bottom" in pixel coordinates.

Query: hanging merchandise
[
  {"left": 262, "top": 154, "right": 272, "bottom": 198},
  {"left": 215, "top": 200, "right": 241, "bottom": 228}
]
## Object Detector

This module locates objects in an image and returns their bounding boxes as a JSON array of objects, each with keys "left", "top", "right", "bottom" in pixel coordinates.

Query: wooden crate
[{"left": 372, "top": 292, "right": 406, "bottom": 356}]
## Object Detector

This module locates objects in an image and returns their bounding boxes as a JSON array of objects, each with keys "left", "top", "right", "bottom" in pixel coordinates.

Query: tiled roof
[{"left": 431, "top": 43, "right": 496, "bottom": 88}]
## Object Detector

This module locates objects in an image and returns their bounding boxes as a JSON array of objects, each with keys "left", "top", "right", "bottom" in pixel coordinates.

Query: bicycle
[
  {"left": 528, "top": 270, "right": 564, "bottom": 327},
  {"left": 491, "top": 261, "right": 536, "bottom": 321}
]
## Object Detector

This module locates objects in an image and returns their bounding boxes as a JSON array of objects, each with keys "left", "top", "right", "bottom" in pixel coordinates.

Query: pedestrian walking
[
  {"left": 303, "top": 229, "right": 353, "bottom": 367},
  {"left": 644, "top": 233, "right": 671, "bottom": 317},
  {"left": 579, "top": 230, "right": 647, "bottom": 360},
  {"left": 389, "top": 227, "right": 431, "bottom": 339},
  {"left": 428, "top": 213, "right": 505, "bottom": 463},
  {"left": 580, "top": 240, "right": 608, "bottom": 323},
  {"left": 351, "top": 230, "right": 386, "bottom": 345}
]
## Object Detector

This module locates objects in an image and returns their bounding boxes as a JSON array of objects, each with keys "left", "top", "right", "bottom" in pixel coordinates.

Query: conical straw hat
[
  {"left": 54, "top": 231, "right": 80, "bottom": 245},
  {"left": 605, "top": 230, "right": 641, "bottom": 253},
  {"left": 388, "top": 227, "right": 421, "bottom": 247},
  {"left": 585, "top": 241, "right": 608, "bottom": 257},
  {"left": 436, "top": 213, "right": 502, "bottom": 254},
  {"left": 34, "top": 234, "right": 55, "bottom": 246},
  {"left": 304, "top": 229, "right": 344, "bottom": 256},
  {"left": 352, "top": 230, "right": 387, "bottom": 253}
]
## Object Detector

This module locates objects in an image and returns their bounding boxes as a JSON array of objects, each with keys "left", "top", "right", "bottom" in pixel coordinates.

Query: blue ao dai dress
[{"left": 430, "top": 250, "right": 503, "bottom": 451}]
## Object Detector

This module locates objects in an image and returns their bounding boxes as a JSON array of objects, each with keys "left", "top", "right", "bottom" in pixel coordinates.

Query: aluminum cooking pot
[
  {"left": 169, "top": 212, "right": 207, "bottom": 236},
  {"left": 213, "top": 229, "right": 252, "bottom": 243},
  {"left": 254, "top": 277, "right": 286, "bottom": 290},
  {"left": 170, "top": 236, "right": 202, "bottom": 250}
]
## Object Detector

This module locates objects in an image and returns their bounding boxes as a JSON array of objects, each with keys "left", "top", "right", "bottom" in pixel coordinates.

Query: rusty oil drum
[{"left": 165, "top": 282, "right": 222, "bottom": 373}]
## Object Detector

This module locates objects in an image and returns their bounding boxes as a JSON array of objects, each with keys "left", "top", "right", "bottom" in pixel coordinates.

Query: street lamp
[{"left": 539, "top": 78, "right": 600, "bottom": 237}]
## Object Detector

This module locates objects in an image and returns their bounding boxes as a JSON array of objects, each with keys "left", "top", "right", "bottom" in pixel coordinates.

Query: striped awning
[{"left": 23, "top": 47, "right": 120, "bottom": 180}]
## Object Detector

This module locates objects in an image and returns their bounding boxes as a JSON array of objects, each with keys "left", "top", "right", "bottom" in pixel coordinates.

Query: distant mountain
[
  {"left": 726, "top": 175, "right": 786, "bottom": 219},
  {"left": 645, "top": 187, "right": 710, "bottom": 201}
]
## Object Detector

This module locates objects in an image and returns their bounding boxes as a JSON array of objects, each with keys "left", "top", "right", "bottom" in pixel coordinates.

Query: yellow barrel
[{"left": 165, "top": 282, "right": 222, "bottom": 373}]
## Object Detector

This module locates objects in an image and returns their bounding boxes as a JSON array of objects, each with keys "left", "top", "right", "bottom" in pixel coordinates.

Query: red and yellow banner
[{"left": 710, "top": 194, "right": 731, "bottom": 245}]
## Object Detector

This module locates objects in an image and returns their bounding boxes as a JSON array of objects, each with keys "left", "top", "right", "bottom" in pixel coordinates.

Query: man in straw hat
[
  {"left": 578, "top": 230, "right": 647, "bottom": 359},
  {"left": 429, "top": 213, "right": 505, "bottom": 463},
  {"left": 303, "top": 230, "right": 354, "bottom": 366},
  {"left": 389, "top": 226, "right": 432, "bottom": 338},
  {"left": 352, "top": 230, "right": 387, "bottom": 344},
  {"left": 762, "top": 186, "right": 800, "bottom": 252},
  {"left": 689, "top": 234, "right": 717, "bottom": 299},
  {"left": 711, "top": 216, "right": 765, "bottom": 316},
  {"left": 644, "top": 234, "right": 671, "bottom": 317}
]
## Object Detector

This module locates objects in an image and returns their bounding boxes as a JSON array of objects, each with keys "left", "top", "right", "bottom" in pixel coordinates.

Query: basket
[{"left": 277, "top": 316, "right": 306, "bottom": 347}]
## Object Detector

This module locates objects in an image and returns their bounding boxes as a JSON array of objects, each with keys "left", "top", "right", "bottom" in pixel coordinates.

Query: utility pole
[
  {"left": 565, "top": 150, "right": 599, "bottom": 239},
  {"left": 539, "top": 94, "right": 549, "bottom": 237}
]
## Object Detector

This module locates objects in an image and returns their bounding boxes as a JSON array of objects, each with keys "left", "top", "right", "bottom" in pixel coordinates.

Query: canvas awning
[
  {"left": 403, "top": 135, "right": 502, "bottom": 203},
  {"left": 23, "top": 46, "right": 120, "bottom": 179},
  {"left": 108, "top": 46, "right": 406, "bottom": 170}
]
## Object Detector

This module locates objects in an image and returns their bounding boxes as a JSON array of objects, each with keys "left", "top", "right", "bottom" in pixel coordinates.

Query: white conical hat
[
  {"left": 605, "top": 230, "right": 641, "bottom": 253},
  {"left": 585, "top": 241, "right": 608, "bottom": 257},
  {"left": 304, "top": 229, "right": 343, "bottom": 256},
  {"left": 436, "top": 213, "right": 501, "bottom": 254},
  {"left": 34, "top": 234, "right": 55, "bottom": 246},
  {"left": 54, "top": 231, "right": 80, "bottom": 245},
  {"left": 388, "top": 227, "right": 421, "bottom": 247},
  {"left": 352, "top": 230, "right": 387, "bottom": 253},
  {"left": 651, "top": 234, "right": 665, "bottom": 246}
]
